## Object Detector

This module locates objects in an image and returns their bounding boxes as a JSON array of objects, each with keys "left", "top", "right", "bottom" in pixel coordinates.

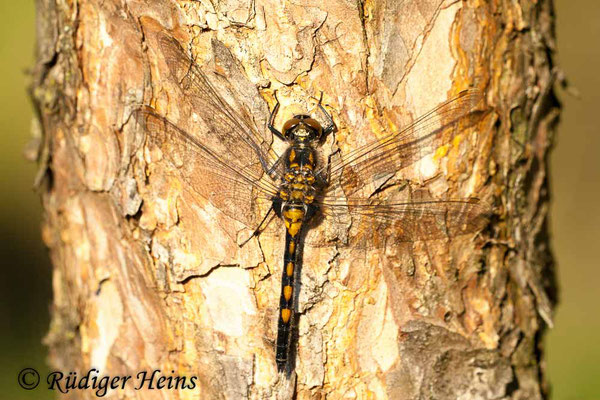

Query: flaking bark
[{"left": 33, "top": 0, "right": 558, "bottom": 399}]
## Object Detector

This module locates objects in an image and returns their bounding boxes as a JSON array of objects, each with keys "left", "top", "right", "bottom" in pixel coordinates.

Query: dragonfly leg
[
  {"left": 320, "top": 149, "right": 340, "bottom": 186},
  {"left": 316, "top": 92, "right": 336, "bottom": 136},
  {"left": 238, "top": 206, "right": 275, "bottom": 247},
  {"left": 269, "top": 91, "right": 285, "bottom": 141},
  {"left": 267, "top": 153, "right": 285, "bottom": 180}
]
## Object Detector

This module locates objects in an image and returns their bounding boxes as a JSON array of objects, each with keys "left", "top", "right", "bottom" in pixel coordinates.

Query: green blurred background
[{"left": 0, "top": 1, "right": 598, "bottom": 399}]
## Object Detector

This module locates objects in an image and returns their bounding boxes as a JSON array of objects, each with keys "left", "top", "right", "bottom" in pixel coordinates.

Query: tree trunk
[{"left": 33, "top": 0, "right": 558, "bottom": 399}]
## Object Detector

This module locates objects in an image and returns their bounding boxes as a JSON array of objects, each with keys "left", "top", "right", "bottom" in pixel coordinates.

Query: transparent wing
[
  {"left": 305, "top": 192, "right": 490, "bottom": 249},
  {"left": 155, "top": 31, "right": 283, "bottom": 178},
  {"left": 319, "top": 89, "right": 484, "bottom": 198},
  {"left": 307, "top": 90, "right": 488, "bottom": 248},
  {"left": 134, "top": 107, "right": 278, "bottom": 228}
]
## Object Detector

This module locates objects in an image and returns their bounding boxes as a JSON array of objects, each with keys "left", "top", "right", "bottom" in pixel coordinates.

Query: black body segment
[{"left": 275, "top": 229, "right": 301, "bottom": 370}]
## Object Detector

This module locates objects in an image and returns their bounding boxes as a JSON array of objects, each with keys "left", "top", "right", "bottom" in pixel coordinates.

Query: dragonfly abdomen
[{"left": 275, "top": 205, "right": 305, "bottom": 371}]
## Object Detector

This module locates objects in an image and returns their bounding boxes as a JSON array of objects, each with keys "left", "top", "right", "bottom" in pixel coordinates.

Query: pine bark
[{"left": 33, "top": 0, "right": 558, "bottom": 399}]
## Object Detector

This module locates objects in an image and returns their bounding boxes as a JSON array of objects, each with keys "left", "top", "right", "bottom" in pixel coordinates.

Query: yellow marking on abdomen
[
  {"left": 281, "top": 309, "right": 291, "bottom": 323},
  {"left": 283, "top": 208, "right": 305, "bottom": 222},
  {"left": 289, "top": 241, "right": 295, "bottom": 253},
  {"left": 289, "top": 149, "right": 296, "bottom": 162},
  {"left": 286, "top": 221, "right": 302, "bottom": 237},
  {"left": 286, "top": 262, "right": 294, "bottom": 276},
  {"left": 283, "top": 286, "right": 293, "bottom": 301}
]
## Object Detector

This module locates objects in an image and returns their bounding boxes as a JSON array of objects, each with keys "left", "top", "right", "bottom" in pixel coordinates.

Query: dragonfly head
[{"left": 282, "top": 115, "right": 323, "bottom": 142}]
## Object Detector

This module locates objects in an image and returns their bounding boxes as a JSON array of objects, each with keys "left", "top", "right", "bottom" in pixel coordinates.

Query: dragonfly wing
[
  {"left": 134, "top": 107, "right": 279, "bottom": 228},
  {"left": 155, "top": 31, "right": 283, "bottom": 178},
  {"left": 320, "top": 89, "right": 484, "bottom": 199},
  {"left": 305, "top": 191, "right": 491, "bottom": 249}
]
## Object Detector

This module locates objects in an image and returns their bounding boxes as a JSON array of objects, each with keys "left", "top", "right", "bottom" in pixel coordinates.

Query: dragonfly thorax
[{"left": 278, "top": 145, "right": 318, "bottom": 206}]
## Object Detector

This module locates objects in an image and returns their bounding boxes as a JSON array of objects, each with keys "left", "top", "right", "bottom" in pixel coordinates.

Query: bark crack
[
  {"left": 356, "top": 0, "right": 370, "bottom": 94},
  {"left": 391, "top": 0, "right": 446, "bottom": 97}
]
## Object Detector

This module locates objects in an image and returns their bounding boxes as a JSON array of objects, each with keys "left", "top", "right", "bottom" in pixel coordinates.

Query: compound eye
[
  {"left": 282, "top": 118, "right": 300, "bottom": 137},
  {"left": 303, "top": 118, "right": 323, "bottom": 136}
]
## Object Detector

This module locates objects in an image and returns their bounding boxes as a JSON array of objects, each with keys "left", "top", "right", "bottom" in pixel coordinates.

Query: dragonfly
[{"left": 134, "top": 31, "right": 489, "bottom": 375}]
